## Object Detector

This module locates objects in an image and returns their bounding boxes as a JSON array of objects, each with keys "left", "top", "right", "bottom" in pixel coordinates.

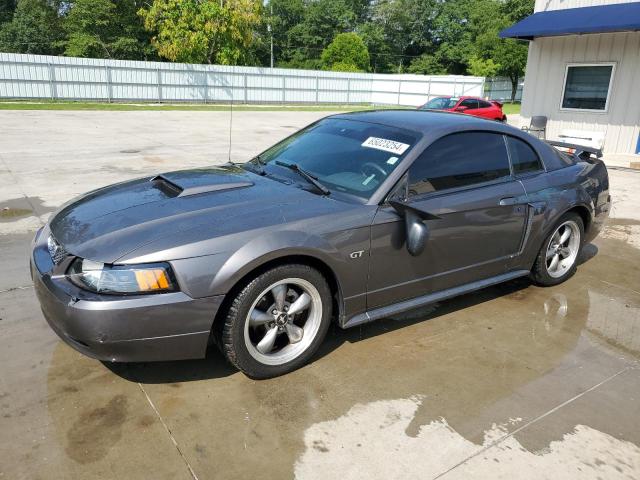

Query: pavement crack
[
  {"left": 0, "top": 284, "right": 34, "bottom": 294},
  {"left": 138, "top": 383, "right": 200, "bottom": 480},
  {"left": 433, "top": 366, "right": 632, "bottom": 480}
]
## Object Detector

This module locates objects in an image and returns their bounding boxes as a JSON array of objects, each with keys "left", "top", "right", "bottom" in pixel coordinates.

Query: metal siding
[
  {"left": 0, "top": 53, "right": 484, "bottom": 107},
  {"left": 521, "top": 31, "right": 640, "bottom": 154},
  {"left": 535, "top": 0, "right": 637, "bottom": 12}
]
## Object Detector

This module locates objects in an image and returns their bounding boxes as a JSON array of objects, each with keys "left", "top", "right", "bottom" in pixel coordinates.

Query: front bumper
[{"left": 31, "top": 229, "right": 224, "bottom": 362}]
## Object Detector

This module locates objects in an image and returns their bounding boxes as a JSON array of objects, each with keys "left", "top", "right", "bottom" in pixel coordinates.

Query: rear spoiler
[
  {"left": 490, "top": 100, "right": 503, "bottom": 108},
  {"left": 545, "top": 140, "right": 603, "bottom": 160}
]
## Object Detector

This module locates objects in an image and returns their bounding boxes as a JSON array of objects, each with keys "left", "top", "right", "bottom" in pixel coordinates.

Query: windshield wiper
[{"left": 275, "top": 161, "right": 330, "bottom": 196}]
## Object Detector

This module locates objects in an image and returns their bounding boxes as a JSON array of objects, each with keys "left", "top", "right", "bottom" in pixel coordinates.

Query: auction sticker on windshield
[{"left": 361, "top": 137, "right": 410, "bottom": 155}]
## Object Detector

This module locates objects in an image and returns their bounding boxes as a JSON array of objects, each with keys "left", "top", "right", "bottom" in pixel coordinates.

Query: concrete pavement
[{"left": 1, "top": 110, "right": 639, "bottom": 480}]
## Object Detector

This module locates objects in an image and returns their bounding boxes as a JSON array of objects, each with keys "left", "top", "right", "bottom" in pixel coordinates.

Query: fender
[{"left": 210, "top": 229, "right": 343, "bottom": 296}]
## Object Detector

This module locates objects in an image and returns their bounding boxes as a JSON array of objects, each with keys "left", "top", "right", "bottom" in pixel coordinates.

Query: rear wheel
[
  {"left": 531, "top": 213, "right": 584, "bottom": 286},
  {"left": 218, "top": 264, "right": 332, "bottom": 379}
]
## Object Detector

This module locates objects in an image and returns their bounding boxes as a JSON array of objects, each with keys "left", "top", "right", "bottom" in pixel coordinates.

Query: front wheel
[
  {"left": 218, "top": 264, "right": 332, "bottom": 379},
  {"left": 531, "top": 213, "right": 584, "bottom": 286}
]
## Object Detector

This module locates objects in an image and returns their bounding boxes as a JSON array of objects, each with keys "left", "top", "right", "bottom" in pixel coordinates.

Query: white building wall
[
  {"left": 534, "top": 0, "right": 636, "bottom": 12},
  {"left": 521, "top": 31, "right": 640, "bottom": 155}
]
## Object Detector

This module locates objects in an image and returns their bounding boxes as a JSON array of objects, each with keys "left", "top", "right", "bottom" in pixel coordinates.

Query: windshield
[
  {"left": 249, "top": 118, "right": 419, "bottom": 199},
  {"left": 422, "top": 97, "right": 458, "bottom": 110}
]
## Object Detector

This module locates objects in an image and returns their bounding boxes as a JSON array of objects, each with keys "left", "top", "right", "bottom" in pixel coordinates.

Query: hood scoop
[{"left": 151, "top": 167, "right": 253, "bottom": 198}]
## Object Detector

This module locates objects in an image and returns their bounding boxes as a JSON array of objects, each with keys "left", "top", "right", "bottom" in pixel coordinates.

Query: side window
[
  {"left": 478, "top": 100, "right": 493, "bottom": 108},
  {"left": 506, "top": 136, "right": 544, "bottom": 175},
  {"left": 408, "top": 132, "right": 511, "bottom": 195},
  {"left": 460, "top": 99, "right": 479, "bottom": 109}
]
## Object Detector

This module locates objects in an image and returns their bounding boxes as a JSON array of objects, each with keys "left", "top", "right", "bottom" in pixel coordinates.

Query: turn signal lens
[
  {"left": 134, "top": 269, "right": 171, "bottom": 291},
  {"left": 67, "top": 258, "right": 177, "bottom": 295}
]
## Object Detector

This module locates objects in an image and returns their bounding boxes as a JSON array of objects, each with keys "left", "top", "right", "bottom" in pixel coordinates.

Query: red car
[{"left": 419, "top": 96, "right": 507, "bottom": 122}]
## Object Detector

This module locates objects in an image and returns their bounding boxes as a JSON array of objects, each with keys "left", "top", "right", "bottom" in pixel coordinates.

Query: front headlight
[{"left": 67, "top": 258, "right": 177, "bottom": 294}]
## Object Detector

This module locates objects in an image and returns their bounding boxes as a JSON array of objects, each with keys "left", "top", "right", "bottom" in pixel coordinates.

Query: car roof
[
  {"left": 329, "top": 109, "right": 502, "bottom": 135},
  {"left": 432, "top": 95, "right": 480, "bottom": 100}
]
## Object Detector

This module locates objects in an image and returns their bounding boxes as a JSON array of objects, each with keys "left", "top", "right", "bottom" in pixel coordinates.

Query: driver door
[{"left": 367, "top": 131, "right": 528, "bottom": 310}]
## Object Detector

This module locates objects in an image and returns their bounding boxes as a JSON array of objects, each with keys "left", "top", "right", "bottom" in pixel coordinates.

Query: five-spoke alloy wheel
[
  {"left": 532, "top": 212, "right": 584, "bottom": 286},
  {"left": 244, "top": 278, "right": 323, "bottom": 365},
  {"left": 545, "top": 220, "right": 581, "bottom": 278},
  {"left": 218, "top": 264, "right": 332, "bottom": 379}
]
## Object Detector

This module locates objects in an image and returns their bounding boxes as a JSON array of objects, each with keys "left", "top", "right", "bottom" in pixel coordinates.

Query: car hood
[{"left": 48, "top": 165, "right": 340, "bottom": 264}]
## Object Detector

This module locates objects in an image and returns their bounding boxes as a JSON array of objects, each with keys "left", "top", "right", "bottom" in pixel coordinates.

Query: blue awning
[{"left": 500, "top": 2, "right": 640, "bottom": 40}]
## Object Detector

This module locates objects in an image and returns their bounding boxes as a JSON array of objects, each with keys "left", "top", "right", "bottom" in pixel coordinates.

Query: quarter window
[
  {"left": 460, "top": 99, "right": 479, "bottom": 109},
  {"left": 561, "top": 64, "right": 614, "bottom": 111},
  {"left": 506, "top": 136, "right": 543, "bottom": 175},
  {"left": 408, "top": 132, "right": 511, "bottom": 195}
]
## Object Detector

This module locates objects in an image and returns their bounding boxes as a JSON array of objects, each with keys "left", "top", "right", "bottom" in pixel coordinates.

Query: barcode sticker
[{"left": 361, "top": 137, "right": 410, "bottom": 155}]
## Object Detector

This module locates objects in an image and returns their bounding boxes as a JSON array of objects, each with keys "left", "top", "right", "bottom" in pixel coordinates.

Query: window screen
[
  {"left": 562, "top": 65, "right": 613, "bottom": 111},
  {"left": 506, "top": 136, "right": 543, "bottom": 175},
  {"left": 408, "top": 132, "right": 511, "bottom": 195}
]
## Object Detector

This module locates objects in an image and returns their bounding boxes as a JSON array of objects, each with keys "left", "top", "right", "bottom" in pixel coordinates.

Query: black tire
[
  {"left": 531, "top": 212, "right": 584, "bottom": 286},
  {"left": 218, "top": 264, "right": 332, "bottom": 379}
]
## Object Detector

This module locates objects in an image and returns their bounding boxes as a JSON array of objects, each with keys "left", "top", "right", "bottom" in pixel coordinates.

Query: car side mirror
[
  {"left": 389, "top": 200, "right": 432, "bottom": 257},
  {"left": 455, "top": 106, "right": 468, "bottom": 112}
]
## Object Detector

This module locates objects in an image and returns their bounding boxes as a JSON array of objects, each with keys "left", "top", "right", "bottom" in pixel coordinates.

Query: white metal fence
[
  {"left": 0, "top": 53, "right": 485, "bottom": 107},
  {"left": 485, "top": 77, "right": 524, "bottom": 102}
]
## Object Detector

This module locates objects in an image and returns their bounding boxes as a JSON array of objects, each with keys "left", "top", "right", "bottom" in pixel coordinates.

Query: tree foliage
[
  {"left": 62, "top": 0, "right": 152, "bottom": 59},
  {"left": 139, "top": 0, "right": 262, "bottom": 65},
  {"left": 321, "top": 32, "right": 369, "bottom": 71},
  {"left": 0, "top": 0, "right": 534, "bottom": 86},
  {"left": 467, "top": 55, "right": 500, "bottom": 77},
  {"left": 0, "top": 0, "right": 16, "bottom": 24},
  {"left": 407, "top": 54, "right": 446, "bottom": 75},
  {"left": 0, "top": 0, "right": 63, "bottom": 55}
]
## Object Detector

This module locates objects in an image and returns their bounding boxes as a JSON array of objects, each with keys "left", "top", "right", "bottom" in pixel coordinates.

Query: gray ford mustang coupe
[{"left": 31, "top": 110, "right": 610, "bottom": 378}]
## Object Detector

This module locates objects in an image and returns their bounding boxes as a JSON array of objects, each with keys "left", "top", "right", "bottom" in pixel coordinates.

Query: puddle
[
  {"left": 0, "top": 206, "right": 32, "bottom": 220},
  {"left": 295, "top": 397, "right": 640, "bottom": 480}
]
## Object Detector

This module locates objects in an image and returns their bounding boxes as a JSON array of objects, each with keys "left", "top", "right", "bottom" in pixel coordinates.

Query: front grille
[{"left": 47, "top": 234, "right": 68, "bottom": 265}]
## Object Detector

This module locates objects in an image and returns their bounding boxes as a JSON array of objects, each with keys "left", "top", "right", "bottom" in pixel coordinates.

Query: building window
[{"left": 561, "top": 64, "right": 615, "bottom": 111}]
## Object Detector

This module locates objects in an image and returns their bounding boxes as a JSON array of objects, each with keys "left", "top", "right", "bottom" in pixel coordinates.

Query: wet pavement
[{"left": 1, "top": 111, "right": 639, "bottom": 479}]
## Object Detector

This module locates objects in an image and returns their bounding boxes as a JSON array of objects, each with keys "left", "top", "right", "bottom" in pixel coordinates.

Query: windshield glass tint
[
  {"left": 256, "top": 118, "right": 419, "bottom": 199},
  {"left": 424, "top": 97, "right": 458, "bottom": 109}
]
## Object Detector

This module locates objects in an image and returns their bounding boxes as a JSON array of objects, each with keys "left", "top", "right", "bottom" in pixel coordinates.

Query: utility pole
[{"left": 269, "top": 3, "right": 274, "bottom": 68}]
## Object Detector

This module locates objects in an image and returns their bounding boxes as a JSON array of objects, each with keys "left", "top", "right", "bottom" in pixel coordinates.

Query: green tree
[
  {"left": 0, "top": 0, "right": 16, "bottom": 24},
  {"left": 503, "top": 0, "right": 535, "bottom": 22},
  {"left": 0, "top": 0, "right": 62, "bottom": 54},
  {"left": 471, "top": 0, "right": 533, "bottom": 99},
  {"left": 493, "top": 38, "right": 528, "bottom": 100},
  {"left": 268, "top": 0, "right": 304, "bottom": 66},
  {"left": 467, "top": 55, "right": 499, "bottom": 77},
  {"left": 279, "top": 0, "right": 356, "bottom": 68},
  {"left": 62, "top": 0, "right": 153, "bottom": 59},
  {"left": 369, "top": 0, "right": 437, "bottom": 73},
  {"left": 407, "top": 54, "right": 446, "bottom": 75},
  {"left": 321, "top": 32, "right": 369, "bottom": 71},
  {"left": 357, "top": 22, "right": 391, "bottom": 72},
  {"left": 429, "top": 0, "right": 502, "bottom": 75},
  {"left": 139, "top": 0, "right": 262, "bottom": 65}
]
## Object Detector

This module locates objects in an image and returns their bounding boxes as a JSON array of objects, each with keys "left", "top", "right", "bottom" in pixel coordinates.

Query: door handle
[{"left": 499, "top": 197, "right": 517, "bottom": 206}]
